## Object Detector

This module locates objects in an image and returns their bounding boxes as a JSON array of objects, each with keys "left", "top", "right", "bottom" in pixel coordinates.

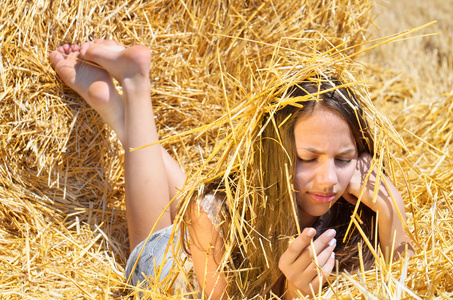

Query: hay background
[{"left": 0, "top": 0, "right": 451, "bottom": 298}]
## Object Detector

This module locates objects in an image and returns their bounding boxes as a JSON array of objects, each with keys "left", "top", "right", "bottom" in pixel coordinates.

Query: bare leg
[
  {"left": 80, "top": 40, "right": 175, "bottom": 248},
  {"left": 49, "top": 44, "right": 185, "bottom": 214},
  {"left": 50, "top": 41, "right": 186, "bottom": 248}
]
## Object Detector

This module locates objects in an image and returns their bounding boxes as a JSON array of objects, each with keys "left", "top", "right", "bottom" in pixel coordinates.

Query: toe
[
  {"left": 80, "top": 42, "right": 90, "bottom": 56},
  {"left": 71, "top": 44, "right": 81, "bottom": 52},
  {"left": 49, "top": 50, "right": 63, "bottom": 69},
  {"left": 62, "top": 44, "right": 71, "bottom": 53}
]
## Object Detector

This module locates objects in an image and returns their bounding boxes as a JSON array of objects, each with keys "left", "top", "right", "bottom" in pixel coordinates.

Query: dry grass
[
  {"left": 358, "top": 1, "right": 453, "bottom": 298},
  {"left": 0, "top": 0, "right": 451, "bottom": 298}
]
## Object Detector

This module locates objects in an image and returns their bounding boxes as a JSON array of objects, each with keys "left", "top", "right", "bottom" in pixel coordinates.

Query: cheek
[
  {"left": 294, "top": 161, "right": 309, "bottom": 189},
  {"left": 338, "top": 162, "right": 357, "bottom": 189}
]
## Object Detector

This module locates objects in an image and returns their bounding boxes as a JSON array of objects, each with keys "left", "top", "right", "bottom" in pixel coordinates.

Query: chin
[
  {"left": 308, "top": 200, "right": 339, "bottom": 217},
  {"left": 304, "top": 206, "right": 331, "bottom": 218}
]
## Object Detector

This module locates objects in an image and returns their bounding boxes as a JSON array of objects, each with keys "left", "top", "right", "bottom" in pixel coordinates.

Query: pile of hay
[
  {"left": 0, "top": 0, "right": 451, "bottom": 298},
  {"left": 358, "top": 1, "right": 453, "bottom": 298}
]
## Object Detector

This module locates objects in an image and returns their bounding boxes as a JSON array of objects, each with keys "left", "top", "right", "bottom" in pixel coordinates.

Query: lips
[{"left": 308, "top": 192, "right": 336, "bottom": 203}]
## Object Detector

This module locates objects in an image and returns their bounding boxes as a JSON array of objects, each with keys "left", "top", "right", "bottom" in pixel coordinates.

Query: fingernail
[
  {"left": 306, "top": 228, "right": 316, "bottom": 237},
  {"left": 326, "top": 229, "right": 336, "bottom": 238},
  {"left": 331, "top": 252, "right": 335, "bottom": 259},
  {"left": 328, "top": 238, "right": 336, "bottom": 248}
]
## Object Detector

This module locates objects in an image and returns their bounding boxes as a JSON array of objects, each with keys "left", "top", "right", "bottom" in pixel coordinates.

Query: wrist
[
  {"left": 285, "top": 280, "right": 309, "bottom": 300},
  {"left": 364, "top": 176, "right": 401, "bottom": 214},
  {"left": 284, "top": 284, "right": 299, "bottom": 300}
]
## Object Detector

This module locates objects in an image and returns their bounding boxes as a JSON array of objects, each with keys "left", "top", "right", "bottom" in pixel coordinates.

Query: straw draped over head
[{"left": 176, "top": 61, "right": 386, "bottom": 297}]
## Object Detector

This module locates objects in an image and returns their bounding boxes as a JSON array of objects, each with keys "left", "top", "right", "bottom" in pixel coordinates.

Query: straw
[{"left": 0, "top": 0, "right": 452, "bottom": 298}]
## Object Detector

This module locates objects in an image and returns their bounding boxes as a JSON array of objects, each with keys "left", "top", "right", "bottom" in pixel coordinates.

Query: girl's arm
[
  {"left": 188, "top": 204, "right": 227, "bottom": 299},
  {"left": 343, "top": 153, "right": 414, "bottom": 262}
]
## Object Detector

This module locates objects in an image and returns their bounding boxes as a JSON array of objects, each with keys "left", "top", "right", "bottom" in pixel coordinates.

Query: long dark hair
[
  {"left": 182, "top": 77, "right": 378, "bottom": 298},
  {"left": 286, "top": 78, "right": 377, "bottom": 268},
  {"left": 242, "top": 77, "right": 377, "bottom": 296}
]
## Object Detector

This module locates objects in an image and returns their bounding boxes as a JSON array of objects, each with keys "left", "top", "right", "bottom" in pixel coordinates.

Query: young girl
[{"left": 49, "top": 40, "right": 413, "bottom": 299}]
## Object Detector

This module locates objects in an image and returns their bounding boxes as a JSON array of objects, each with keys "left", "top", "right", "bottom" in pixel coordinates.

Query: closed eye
[
  {"left": 336, "top": 158, "right": 352, "bottom": 164},
  {"left": 298, "top": 158, "right": 316, "bottom": 163}
]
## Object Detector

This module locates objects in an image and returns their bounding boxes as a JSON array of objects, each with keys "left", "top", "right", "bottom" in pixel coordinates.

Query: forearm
[
  {"left": 189, "top": 207, "right": 228, "bottom": 299},
  {"left": 375, "top": 178, "right": 413, "bottom": 262},
  {"left": 196, "top": 267, "right": 228, "bottom": 300}
]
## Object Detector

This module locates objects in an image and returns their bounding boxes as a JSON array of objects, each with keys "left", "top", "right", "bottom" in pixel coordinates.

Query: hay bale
[{"left": 360, "top": 1, "right": 453, "bottom": 298}]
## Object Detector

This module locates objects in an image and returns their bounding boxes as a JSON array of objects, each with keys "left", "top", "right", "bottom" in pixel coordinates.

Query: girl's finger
[
  {"left": 290, "top": 247, "right": 336, "bottom": 299},
  {"left": 300, "top": 236, "right": 336, "bottom": 283},
  {"left": 279, "top": 227, "right": 316, "bottom": 266},
  {"left": 358, "top": 152, "right": 373, "bottom": 165},
  {"left": 309, "top": 251, "right": 336, "bottom": 294},
  {"left": 309, "top": 229, "right": 336, "bottom": 256},
  {"left": 286, "top": 228, "right": 336, "bottom": 274},
  {"left": 311, "top": 237, "right": 336, "bottom": 271}
]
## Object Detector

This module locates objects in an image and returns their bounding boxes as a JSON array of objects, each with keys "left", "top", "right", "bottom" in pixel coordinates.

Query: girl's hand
[
  {"left": 342, "top": 152, "right": 386, "bottom": 212},
  {"left": 279, "top": 228, "right": 336, "bottom": 298},
  {"left": 343, "top": 152, "right": 414, "bottom": 262}
]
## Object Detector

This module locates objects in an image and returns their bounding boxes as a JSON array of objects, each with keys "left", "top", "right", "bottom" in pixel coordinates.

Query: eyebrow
[{"left": 299, "top": 147, "right": 357, "bottom": 155}]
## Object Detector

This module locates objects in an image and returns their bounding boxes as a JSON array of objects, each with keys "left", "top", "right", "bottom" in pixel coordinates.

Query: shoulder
[
  {"left": 198, "top": 194, "right": 224, "bottom": 228},
  {"left": 187, "top": 194, "right": 225, "bottom": 255},
  {"left": 187, "top": 193, "right": 225, "bottom": 240}
]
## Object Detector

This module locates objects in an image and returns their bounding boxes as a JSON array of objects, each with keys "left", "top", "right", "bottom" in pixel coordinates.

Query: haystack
[{"left": 0, "top": 0, "right": 451, "bottom": 298}]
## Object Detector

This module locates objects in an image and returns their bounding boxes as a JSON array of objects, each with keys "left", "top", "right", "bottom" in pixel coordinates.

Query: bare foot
[
  {"left": 79, "top": 39, "right": 151, "bottom": 91},
  {"left": 49, "top": 44, "right": 125, "bottom": 142}
]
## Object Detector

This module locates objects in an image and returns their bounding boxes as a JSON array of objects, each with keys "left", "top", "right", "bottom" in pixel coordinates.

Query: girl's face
[{"left": 294, "top": 106, "right": 358, "bottom": 226}]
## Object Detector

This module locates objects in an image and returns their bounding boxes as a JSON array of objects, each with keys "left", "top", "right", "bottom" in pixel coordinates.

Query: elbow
[
  {"left": 393, "top": 241, "right": 415, "bottom": 261},
  {"left": 382, "top": 241, "right": 414, "bottom": 263}
]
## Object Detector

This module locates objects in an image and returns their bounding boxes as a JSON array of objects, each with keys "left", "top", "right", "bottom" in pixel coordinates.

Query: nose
[{"left": 316, "top": 160, "right": 338, "bottom": 189}]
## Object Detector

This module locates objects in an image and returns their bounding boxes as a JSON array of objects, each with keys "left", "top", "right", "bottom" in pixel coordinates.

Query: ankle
[{"left": 122, "top": 76, "right": 151, "bottom": 93}]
